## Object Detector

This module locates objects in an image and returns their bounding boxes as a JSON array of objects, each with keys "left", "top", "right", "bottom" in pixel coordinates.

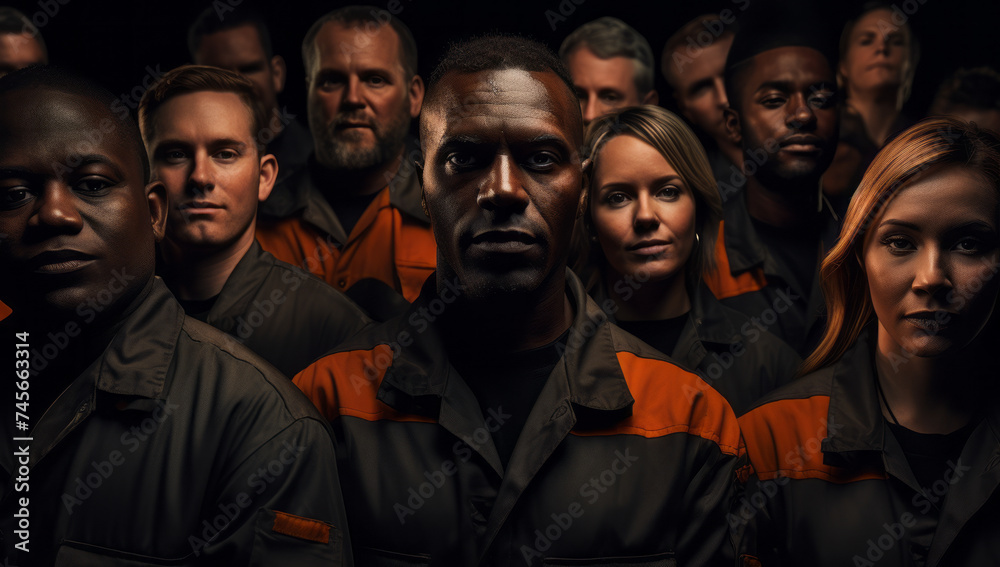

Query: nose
[
  {"left": 911, "top": 246, "right": 952, "bottom": 296},
  {"left": 342, "top": 75, "right": 364, "bottom": 110},
  {"left": 582, "top": 94, "right": 600, "bottom": 127},
  {"left": 788, "top": 93, "right": 817, "bottom": 131},
  {"left": 31, "top": 182, "right": 83, "bottom": 234},
  {"left": 713, "top": 77, "right": 728, "bottom": 108},
  {"left": 187, "top": 151, "right": 214, "bottom": 197},
  {"left": 477, "top": 154, "right": 528, "bottom": 216},
  {"left": 633, "top": 192, "right": 659, "bottom": 233}
]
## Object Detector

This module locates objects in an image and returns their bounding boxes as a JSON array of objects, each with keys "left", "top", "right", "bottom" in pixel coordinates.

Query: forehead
[
  {"left": 880, "top": 167, "right": 999, "bottom": 225},
  {"left": 566, "top": 47, "right": 637, "bottom": 89},
  {"left": 0, "top": 87, "right": 142, "bottom": 176},
  {"left": 743, "top": 46, "right": 834, "bottom": 91},
  {"left": 313, "top": 22, "right": 402, "bottom": 70},
  {"left": 424, "top": 69, "right": 581, "bottom": 148},
  {"left": 0, "top": 32, "right": 44, "bottom": 66},
  {"left": 674, "top": 37, "right": 731, "bottom": 84},
  {"left": 197, "top": 24, "right": 266, "bottom": 61},
  {"left": 150, "top": 91, "right": 256, "bottom": 141},
  {"left": 853, "top": 9, "right": 905, "bottom": 35}
]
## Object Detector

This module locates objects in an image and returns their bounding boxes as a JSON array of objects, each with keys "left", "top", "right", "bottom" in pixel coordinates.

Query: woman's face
[
  {"left": 590, "top": 135, "right": 697, "bottom": 284},
  {"left": 864, "top": 166, "right": 1000, "bottom": 358},
  {"left": 841, "top": 8, "right": 912, "bottom": 94}
]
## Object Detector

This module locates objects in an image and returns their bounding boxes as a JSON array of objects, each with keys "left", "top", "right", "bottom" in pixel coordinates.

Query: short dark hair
[
  {"left": 661, "top": 14, "right": 734, "bottom": 88},
  {"left": 0, "top": 65, "right": 149, "bottom": 182},
  {"left": 428, "top": 34, "right": 575, "bottom": 99},
  {"left": 0, "top": 7, "right": 48, "bottom": 63},
  {"left": 187, "top": 4, "right": 273, "bottom": 60},
  {"left": 138, "top": 65, "right": 269, "bottom": 154},
  {"left": 559, "top": 17, "right": 654, "bottom": 96},
  {"left": 302, "top": 5, "right": 418, "bottom": 79},
  {"left": 930, "top": 67, "right": 1000, "bottom": 116}
]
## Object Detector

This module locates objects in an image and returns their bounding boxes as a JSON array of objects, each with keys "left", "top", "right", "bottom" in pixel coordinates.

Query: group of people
[{"left": 0, "top": 2, "right": 998, "bottom": 566}]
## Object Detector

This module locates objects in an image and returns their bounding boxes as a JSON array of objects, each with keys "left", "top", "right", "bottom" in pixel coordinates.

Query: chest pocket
[
  {"left": 55, "top": 541, "right": 195, "bottom": 566},
  {"left": 356, "top": 546, "right": 431, "bottom": 566},
  {"left": 542, "top": 551, "right": 676, "bottom": 566}
]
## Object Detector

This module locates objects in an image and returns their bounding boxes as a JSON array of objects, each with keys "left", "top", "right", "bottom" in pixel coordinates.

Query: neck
[
  {"left": 745, "top": 175, "right": 820, "bottom": 229},
  {"left": 319, "top": 147, "right": 404, "bottom": 197},
  {"left": 160, "top": 230, "right": 254, "bottom": 301},
  {"left": 606, "top": 269, "right": 690, "bottom": 321},
  {"left": 439, "top": 272, "right": 573, "bottom": 354},
  {"left": 873, "top": 323, "right": 981, "bottom": 434},
  {"left": 847, "top": 87, "right": 902, "bottom": 145}
]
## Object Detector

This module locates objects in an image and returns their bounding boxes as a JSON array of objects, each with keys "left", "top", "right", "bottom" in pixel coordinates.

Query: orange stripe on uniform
[
  {"left": 739, "top": 396, "right": 886, "bottom": 483},
  {"left": 293, "top": 345, "right": 436, "bottom": 425},
  {"left": 573, "top": 352, "right": 744, "bottom": 458},
  {"left": 272, "top": 511, "right": 331, "bottom": 543},
  {"left": 704, "top": 222, "right": 767, "bottom": 300}
]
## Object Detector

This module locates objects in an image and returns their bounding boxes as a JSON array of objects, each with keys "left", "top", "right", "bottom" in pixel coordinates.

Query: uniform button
[{"left": 338, "top": 279, "right": 346, "bottom": 288}]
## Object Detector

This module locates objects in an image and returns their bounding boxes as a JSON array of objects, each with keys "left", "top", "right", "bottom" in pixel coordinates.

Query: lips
[
  {"left": 469, "top": 229, "right": 539, "bottom": 254},
  {"left": 780, "top": 135, "right": 823, "bottom": 154},
  {"left": 903, "top": 310, "right": 957, "bottom": 333},
  {"left": 178, "top": 201, "right": 224, "bottom": 214},
  {"left": 28, "top": 249, "right": 97, "bottom": 274},
  {"left": 627, "top": 239, "right": 671, "bottom": 256}
]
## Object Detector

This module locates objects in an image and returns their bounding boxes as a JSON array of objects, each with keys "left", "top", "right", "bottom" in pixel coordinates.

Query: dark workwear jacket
[
  {"left": 256, "top": 141, "right": 436, "bottom": 305},
  {"left": 737, "top": 332, "right": 1000, "bottom": 566},
  {"left": 172, "top": 240, "right": 370, "bottom": 378},
  {"left": 703, "top": 188, "right": 841, "bottom": 356},
  {"left": 587, "top": 280, "right": 801, "bottom": 415},
  {"left": 0, "top": 278, "right": 352, "bottom": 566},
  {"left": 295, "top": 270, "right": 746, "bottom": 566}
]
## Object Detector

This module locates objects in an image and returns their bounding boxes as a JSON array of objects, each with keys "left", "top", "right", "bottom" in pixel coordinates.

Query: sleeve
[
  {"left": 675, "top": 434, "right": 749, "bottom": 567},
  {"left": 732, "top": 469, "right": 784, "bottom": 567},
  {"left": 193, "top": 417, "right": 354, "bottom": 566}
]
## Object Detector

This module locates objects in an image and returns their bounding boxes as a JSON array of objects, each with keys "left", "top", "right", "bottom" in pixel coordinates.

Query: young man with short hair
[{"left": 140, "top": 64, "right": 368, "bottom": 378}]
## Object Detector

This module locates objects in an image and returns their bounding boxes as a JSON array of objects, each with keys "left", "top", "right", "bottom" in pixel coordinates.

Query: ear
[
  {"left": 146, "top": 180, "right": 168, "bottom": 242},
  {"left": 723, "top": 106, "right": 742, "bottom": 145},
  {"left": 641, "top": 89, "right": 659, "bottom": 106},
  {"left": 271, "top": 55, "right": 287, "bottom": 94},
  {"left": 408, "top": 74, "right": 425, "bottom": 119},
  {"left": 257, "top": 152, "right": 278, "bottom": 202}
]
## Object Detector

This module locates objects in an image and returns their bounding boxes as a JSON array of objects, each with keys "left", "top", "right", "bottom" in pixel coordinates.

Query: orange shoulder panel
[
  {"left": 739, "top": 396, "right": 886, "bottom": 483},
  {"left": 293, "top": 344, "right": 435, "bottom": 425},
  {"left": 573, "top": 351, "right": 744, "bottom": 458},
  {"left": 393, "top": 211, "right": 437, "bottom": 302},
  {"left": 704, "top": 222, "right": 767, "bottom": 300},
  {"left": 256, "top": 218, "right": 333, "bottom": 280}
]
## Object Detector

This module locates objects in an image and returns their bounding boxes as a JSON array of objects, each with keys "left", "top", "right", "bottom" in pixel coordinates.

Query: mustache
[{"left": 331, "top": 113, "right": 378, "bottom": 131}]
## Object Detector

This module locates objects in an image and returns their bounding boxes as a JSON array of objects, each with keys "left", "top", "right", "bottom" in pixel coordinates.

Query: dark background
[{"left": 5, "top": 0, "right": 999, "bottom": 125}]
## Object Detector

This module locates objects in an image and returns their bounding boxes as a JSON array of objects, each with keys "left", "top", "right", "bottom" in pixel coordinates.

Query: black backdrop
[{"left": 4, "top": 0, "right": 999, "bottom": 129}]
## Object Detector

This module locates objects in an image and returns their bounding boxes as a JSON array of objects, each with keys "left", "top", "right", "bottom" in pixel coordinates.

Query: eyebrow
[
  {"left": 73, "top": 154, "right": 127, "bottom": 179},
  {"left": 153, "top": 139, "right": 250, "bottom": 151},
  {"left": 599, "top": 174, "right": 685, "bottom": 190},
  {"left": 879, "top": 219, "right": 998, "bottom": 232}
]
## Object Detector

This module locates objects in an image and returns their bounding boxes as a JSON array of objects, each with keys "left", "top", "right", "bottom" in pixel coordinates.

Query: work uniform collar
[
  {"left": 259, "top": 138, "right": 428, "bottom": 236},
  {"left": 203, "top": 240, "right": 270, "bottom": 328},
  {"left": 820, "top": 327, "right": 885, "bottom": 458},
  {"left": 24, "top": 277, "right": 184, "bottom": 470},
  {"left": 721, "top": 186, "right": 841, "bottom": 275},
  {"left": 377, "top": 269, "right": 634, "bottom": 423}
]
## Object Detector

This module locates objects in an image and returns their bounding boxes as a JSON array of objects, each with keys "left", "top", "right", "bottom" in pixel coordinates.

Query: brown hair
[
  {"left": 138, "top": 65, "right": 269, "bottom": 153},
  {"left": 801, "top": 117, "right": 1000, "bottom": 375},
  {"left": 574, "top": 105, "right": 721, "bottom": 289},
  {"left": 838, "top": 2, "right": 920, "bottom": 108}
]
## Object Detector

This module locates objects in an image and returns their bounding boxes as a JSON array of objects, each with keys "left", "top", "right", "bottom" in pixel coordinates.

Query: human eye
[
  {"left": 366, "top": 75, "right": 387, "bottom": 87},
  {"left": 760, "top": 94, "right": 786, "bottom": 108},
  {"left": 161, "top": 149, "right": 187, "bottom": 164},
  {"left": 600, "top": 91, "right": 622, "bottom": 103},
  {"left": 215, "top": 149, "right": 239, "bottom": 161},
  {"left": 881, "top": 235, "right": 914, "bottom": 254},
  {"left": 0, "top": 184, "right": 33, "bottom": 209},
  {"left": 317, "top": 74, "right": 344, "bottom": 91},
  {"left": 809, "top": 91, "right": 837, "bottom": 109},
  {"left": 75, "top": 177, "right": 115, "bottom": 194},
  {"left": 656, "top": 185, "right": 681, "bottom": 200},
  {"left": 524, "top": 151, "right": 558, "bottom": 171},
  {"left": 604, "top": 191, "right": 629, "bottom": 206},
  {"left": 446, "top": 152, "right": 477, "bottom": 170}
]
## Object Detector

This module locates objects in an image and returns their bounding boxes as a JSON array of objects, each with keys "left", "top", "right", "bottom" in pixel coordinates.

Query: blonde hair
[
  {"left": 573, "top": 105, "right": 721, "bottom": 288},
  {"left": 801, "top": 117, "right": 1000, "bottom": 375}
]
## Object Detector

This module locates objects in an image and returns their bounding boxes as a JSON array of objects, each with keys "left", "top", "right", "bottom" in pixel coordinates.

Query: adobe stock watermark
[
  {"left": 520, "top": 449, "right": 639, "bottom": 565},
  {"left": 349, "top": 276, "right": 466, "bottom": 395},
  {"left": 188, "top": 440, "right": 307, "bottom": 555},
  {"left": 851, "top": 458, "right": 970, "bottom": 566},
  {"left": 394, "top": 405, "right": 511, "bottom": 524},
  {"left": 25, "top": 266, "right": 136, "bottom": 377},
  {"left": 667, "top": 1, "right": 750, "bottom": 75},
  {"left": 61, "top": 400, "right": 180, "bottom": 515},
  {"left": 728, "top": 415, "right": 845, "bottom": 528},
  {"left": 19, "top": 0, "right": 71, "bottom": 35}
]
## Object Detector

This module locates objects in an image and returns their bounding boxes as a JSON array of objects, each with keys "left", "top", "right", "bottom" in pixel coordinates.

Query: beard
[{"left": 312, "top": 105, "right": 410, "bottom": 171}]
